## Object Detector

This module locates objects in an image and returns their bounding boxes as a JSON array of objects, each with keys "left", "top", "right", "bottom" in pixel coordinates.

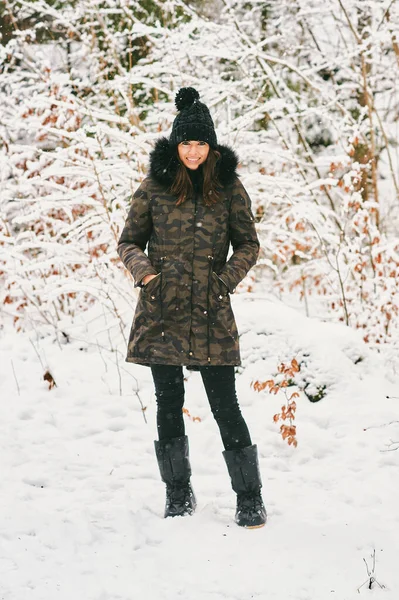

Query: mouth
[{"left": 186, "top": 157, "right": 200, "bottom": 162}]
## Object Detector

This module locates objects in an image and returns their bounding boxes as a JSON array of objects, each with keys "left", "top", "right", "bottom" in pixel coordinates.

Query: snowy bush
[{"left": 1, "top": 0, "right": 399, "bottom": 356}]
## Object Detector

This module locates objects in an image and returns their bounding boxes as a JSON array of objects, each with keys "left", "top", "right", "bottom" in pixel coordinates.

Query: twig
[
  {"left": 364, "top": 420, "right": 399, "bottom": 430},
  {"left": 115, "top": 344, "right": 123, "bottom": 397},
  {"left": 11, "top": 360, "right": 21, "bottom": 396},
  {"left": 377, "top": 0, "right": 397, "bottom": 31},
  {"left": 136, "top": 390, "right": 148, "bottom": 425},
  {"left": 128, "top": 372, "right": 147, "bottom": 424},
  {"left": 357, "top": 549, "right": 385, "bottom": 592},
  {"left": 29, "top": 337, "right": 45, "bottom": 369},
  {"left": 381, "top": 439, "right": 399, "bottom": 452},
  {"left": 337, "top": 0, "right": 361, "bottom": 44},
  {"left": 96, "top": 339, "right": 108, "bottom": 373},
  {"left": 101, "top": 375, "right": 112, "bottom": 395}
]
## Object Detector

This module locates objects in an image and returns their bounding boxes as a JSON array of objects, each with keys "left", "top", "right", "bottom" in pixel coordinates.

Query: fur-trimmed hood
[{"left": 148, "top": 137, "right": 239, "bottom": 189}]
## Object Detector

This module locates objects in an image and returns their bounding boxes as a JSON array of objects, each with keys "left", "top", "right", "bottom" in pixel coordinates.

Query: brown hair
[{"left": 171, "top": 148, "right": 222, "bottom": 206}]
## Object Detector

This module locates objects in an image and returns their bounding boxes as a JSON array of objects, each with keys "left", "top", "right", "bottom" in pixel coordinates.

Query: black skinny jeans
[{"left": 151, "top": 365, "right": 252, "bottom": 451}]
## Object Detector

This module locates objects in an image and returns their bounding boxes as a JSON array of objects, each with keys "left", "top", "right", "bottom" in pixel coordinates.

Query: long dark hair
[{"left": 171, "top": 148, "right": 222, "bottom": 206}]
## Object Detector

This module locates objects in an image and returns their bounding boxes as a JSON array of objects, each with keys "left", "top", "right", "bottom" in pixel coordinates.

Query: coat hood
[{"left": 148, "top": 137, "right": 239, "bottom": 189}]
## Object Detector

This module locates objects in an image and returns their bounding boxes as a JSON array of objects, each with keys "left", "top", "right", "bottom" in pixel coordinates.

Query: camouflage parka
[{"left": 117, "top": 138, "right": 260, "bottom": 367}]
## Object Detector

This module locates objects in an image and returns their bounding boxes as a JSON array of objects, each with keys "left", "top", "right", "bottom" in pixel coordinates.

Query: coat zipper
[
  {"left": 188, "top": 194, "right": 198, "bottom": 360},
  {"left": 206, "top": 255, "right": 213, "bottom": 363},
  {"left": 159, "top": 256, "right": 166, "bottom": 341},
  {"left": 206, "top": 229, "right": 218, "bottom": 363}
]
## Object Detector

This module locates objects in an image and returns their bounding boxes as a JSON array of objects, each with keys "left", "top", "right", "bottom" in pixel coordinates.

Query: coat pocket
[
  {"left": 212, "top": 271, "right": 229, "bottom": 293},
  {"left": 211, "top": 271, "right": 230, "bottom": 310},
  {"left": 141, "top": 273, "right": 161, "bottom": 315}
]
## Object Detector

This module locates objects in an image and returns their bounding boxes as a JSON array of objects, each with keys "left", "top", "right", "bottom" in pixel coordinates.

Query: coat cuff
[
  {"left": 217, "top": 268, "right": 238, "bottom": 294},
  {"left": 133, "top": 265, "right": 158, "bottom": 288}
]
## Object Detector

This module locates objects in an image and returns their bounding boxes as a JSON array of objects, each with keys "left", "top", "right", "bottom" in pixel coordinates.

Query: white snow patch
[{"left": 1, "top": 294, "right": 398, "bottom": 599}]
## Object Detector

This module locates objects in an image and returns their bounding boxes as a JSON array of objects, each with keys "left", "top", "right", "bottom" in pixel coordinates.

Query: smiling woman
[
  {"left": 177, "top": 140, "right": 210, "bottom": 169},
  {"left": 117, "top": 87, "right": 266, "bottom": 529}
]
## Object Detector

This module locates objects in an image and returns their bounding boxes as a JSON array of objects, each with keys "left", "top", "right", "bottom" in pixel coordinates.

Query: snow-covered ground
[{"left": 1, "top": 294, "right": 398, "bottom": 600}]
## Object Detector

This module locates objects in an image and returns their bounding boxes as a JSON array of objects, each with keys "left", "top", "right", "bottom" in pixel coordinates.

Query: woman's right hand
[{"left": 142, "top": 274, "right": 158, "bottom": 286}]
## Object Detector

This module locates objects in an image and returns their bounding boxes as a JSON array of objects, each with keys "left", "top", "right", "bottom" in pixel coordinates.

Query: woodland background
[{"left": 1, "top": 0, "right": 399, "bottom": 366}]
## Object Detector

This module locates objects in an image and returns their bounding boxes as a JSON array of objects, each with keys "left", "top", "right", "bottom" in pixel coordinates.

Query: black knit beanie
[{"left": 169, "top": 87, "right": 217, "bottom": 148}]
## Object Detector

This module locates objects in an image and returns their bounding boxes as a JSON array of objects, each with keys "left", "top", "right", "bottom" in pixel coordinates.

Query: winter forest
[
  {"left": 1, "top": 0, "right": 399, "bottom": 350},
  {"left": 1, "top": 2, "right": 399, "bottom": 599}
]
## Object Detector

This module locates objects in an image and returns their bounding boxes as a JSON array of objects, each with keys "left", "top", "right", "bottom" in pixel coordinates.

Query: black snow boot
[
  {"left": 154, "top": 435, "right": 196, "bottom": 518},
  {"left": 223, "top": 444, "right": 267, "bottom": 528}
]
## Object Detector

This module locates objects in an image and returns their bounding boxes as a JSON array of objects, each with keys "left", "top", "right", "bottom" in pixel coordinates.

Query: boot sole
[{"left": 245, "top": 523, "right": 266, "bottom": 529}]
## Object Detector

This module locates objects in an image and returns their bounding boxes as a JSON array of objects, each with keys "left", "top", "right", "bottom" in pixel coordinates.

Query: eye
[
  {"left": 181, "top": 141, "right": 190, "bottom": 146},
  {"left": 199, "top": 141, "right": 207, "bottom": 146}
]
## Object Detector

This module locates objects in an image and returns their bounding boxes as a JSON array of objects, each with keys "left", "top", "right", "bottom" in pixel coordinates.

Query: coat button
[
  {"left": 189, "top": 351, "right": 193, "bottom": 356},
  {"left": 218, "top": 295, "right": 223, "bottom": 300},
  {"left": 151, "top": 295, "right": 155, "bottom": 300}
]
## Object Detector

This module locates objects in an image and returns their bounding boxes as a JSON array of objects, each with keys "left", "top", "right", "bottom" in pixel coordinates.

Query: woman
[{"left": 117, "top": 87, "right": 266, "bottom": 528}]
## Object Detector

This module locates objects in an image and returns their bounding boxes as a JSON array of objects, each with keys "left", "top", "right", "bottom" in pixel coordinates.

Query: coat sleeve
[
  {"left": 117, "top": 179, "right": 158, "bottom": 287},
  {"left": 218, "top": 179, "right": 260, "bottom": 293}
]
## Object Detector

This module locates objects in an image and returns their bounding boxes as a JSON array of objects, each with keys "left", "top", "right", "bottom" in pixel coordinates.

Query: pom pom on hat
[
  {"left": 169, "top": 87, "right": 217, "bottom": 148},
  {"left": 175, "top": 87, "right": 200, "bottom": 111}
]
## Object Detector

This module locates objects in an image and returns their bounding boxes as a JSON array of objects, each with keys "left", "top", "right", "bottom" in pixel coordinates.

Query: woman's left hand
[{"left": 142, "top": 274, "right": 158, "bottom": 286}]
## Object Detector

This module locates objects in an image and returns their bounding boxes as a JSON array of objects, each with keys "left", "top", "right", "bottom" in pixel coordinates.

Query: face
[{"left": 177, "top": 140, "right": 210, "bottom": 170}]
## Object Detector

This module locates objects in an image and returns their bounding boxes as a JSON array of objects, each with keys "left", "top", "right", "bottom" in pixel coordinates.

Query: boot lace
[
  {"left": 237, "top": 491, "right": 264, "bottom": 514},
  {"left": 166, "top": 484, "right": 194, "bottom": 514}
]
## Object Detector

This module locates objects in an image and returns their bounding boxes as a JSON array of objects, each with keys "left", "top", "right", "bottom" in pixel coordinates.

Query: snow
[{"left": 1, "top": 293, "right": 398, "bottom": 600}]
